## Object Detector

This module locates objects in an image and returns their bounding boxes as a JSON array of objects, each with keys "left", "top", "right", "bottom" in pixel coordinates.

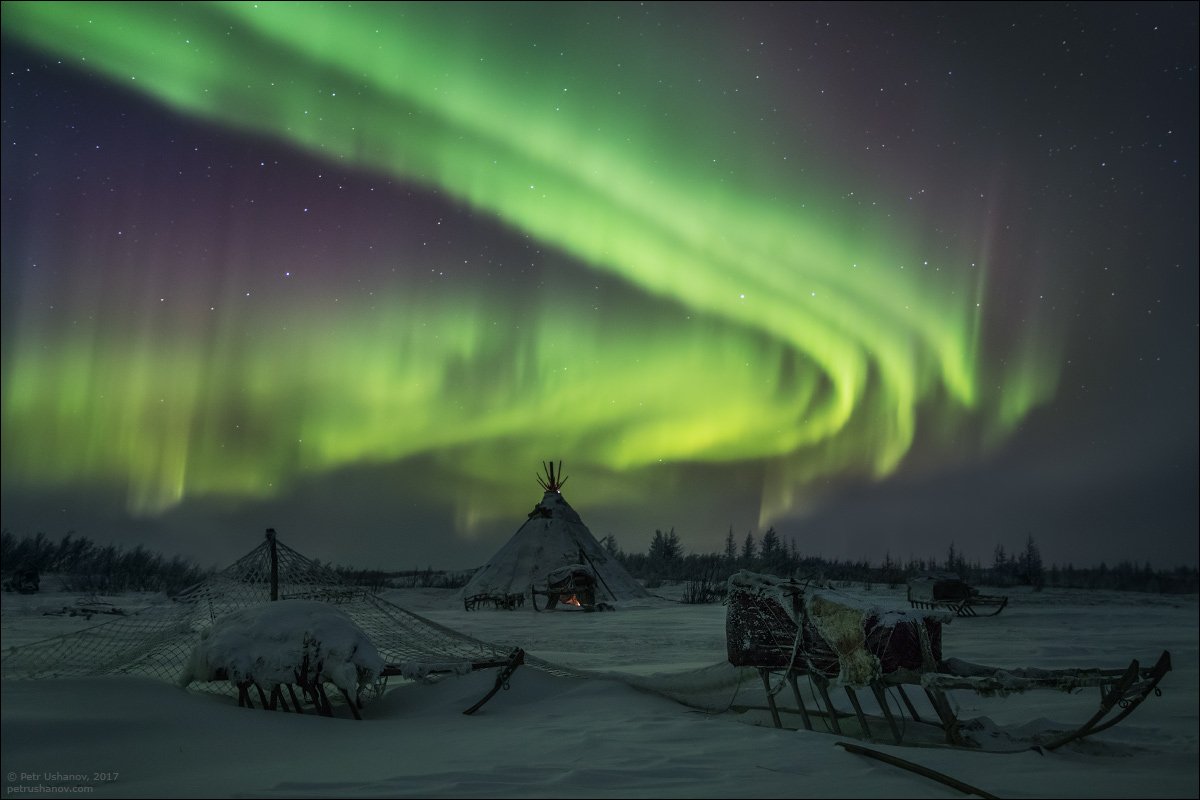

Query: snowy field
[{"left": 2, "top": 582, "right": 1197, "bottom": 798}]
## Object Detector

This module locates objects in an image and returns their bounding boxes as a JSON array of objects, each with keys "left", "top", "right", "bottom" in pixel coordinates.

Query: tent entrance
[{"left": 532, "top": 565, "right": 608, "bottom": 612}]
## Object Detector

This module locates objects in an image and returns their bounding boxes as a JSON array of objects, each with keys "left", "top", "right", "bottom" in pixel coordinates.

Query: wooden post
[
  {"left": 287, "top": 684, "right": 304, "bottom": 714},
  {"left": 895, "top": 684, "right": 923, "bottom": 723},
  {"left": 924, "top": 687, "right": 963, "bottom": 745},
  {"left": 266, "top": 528, "right": 279, "bottom": 601},
  {"left": 577, "top": 545, "right": 617, "bottom": 602},
  {"left": 871, "top": 682, "right": 904, "bottom": 744},
  {"left": 813, "top": 675, "right": 843, "bottom": 735},
  {"left": 316, "top": 683, "right": 334, "bottom": 717},
  {"left": 340, "top": 688, "right": 363, "bottom": 720},
  {"left": 759, "top": 669, "right": 783, "bottom": 729},
  {"left": 845, "top": 686, "right": 873, "bottom": 740},
  {"left": 786, "top": 672, "right": 814, "bottom": 731}
]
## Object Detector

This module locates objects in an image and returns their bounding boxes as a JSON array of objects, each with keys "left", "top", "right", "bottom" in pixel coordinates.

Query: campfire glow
[{"left": 561, "top": 595, "right": 582, "bottom": 607}]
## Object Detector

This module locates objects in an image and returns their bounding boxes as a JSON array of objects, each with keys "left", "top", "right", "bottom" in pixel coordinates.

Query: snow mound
[{"left": 180, "top": 599, "right": 384, "bottom": 697}]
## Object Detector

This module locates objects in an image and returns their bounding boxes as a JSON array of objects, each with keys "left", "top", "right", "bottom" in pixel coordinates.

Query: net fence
[
  {"left": 0, "top": 540, "right": 797, "bottom": 716},
  {"left": 1, "top": 534, "right": 518, "bottom": 690}
]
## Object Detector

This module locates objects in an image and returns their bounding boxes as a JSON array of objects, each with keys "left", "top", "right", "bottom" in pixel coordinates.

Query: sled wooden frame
[
  {"left": 835, "top": 741, "right": 1000, "bottom": 799},
  {"left": 219, "top": 647, "right": 526, "bottom": 720},
  {"left": 747, "top": 648, "right": 1171, "bottom": 750},
  {"left": 463, "top": 592, "right": 525, "bottom": 611},
  {"left": 907, "top": 590, "right": 1009, "bottom": 617},
  {"left": 216, "top": 667, "right": 367, "bottom": 720}
]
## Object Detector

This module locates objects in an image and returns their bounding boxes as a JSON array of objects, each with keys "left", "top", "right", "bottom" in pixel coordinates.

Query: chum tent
[
  {"left": 0, "top": 527, "right": 812, "bottom": 723},
  {"left": 461, "top": 463, "right": 649, "bottom": 605}
]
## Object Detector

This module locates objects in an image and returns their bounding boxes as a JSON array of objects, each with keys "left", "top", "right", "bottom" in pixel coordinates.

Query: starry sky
[{"left": 2, "top": 2, "right": 1196, "bottom": 571}]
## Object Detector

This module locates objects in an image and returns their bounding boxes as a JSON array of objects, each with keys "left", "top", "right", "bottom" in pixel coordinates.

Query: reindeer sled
[
  {"left": 725, "top": 571, "right": 1170, "bottom": 751},
  {"left": 906, "top": 573, "right": 1008, "bottom": 617}
]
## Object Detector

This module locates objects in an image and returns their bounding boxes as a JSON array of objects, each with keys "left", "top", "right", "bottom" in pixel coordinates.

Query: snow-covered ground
[{"left": 2, "top": 582, "right": 1197, "bottom": 798}]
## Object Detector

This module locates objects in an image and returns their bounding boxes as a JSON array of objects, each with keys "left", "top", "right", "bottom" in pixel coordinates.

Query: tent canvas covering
[{"left": 461, "top": 490, "right": 648, "bottom": 604}]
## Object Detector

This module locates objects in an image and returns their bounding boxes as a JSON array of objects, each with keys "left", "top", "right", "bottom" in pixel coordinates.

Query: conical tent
[{"left": 462, "top": 466, "right": 648, "bottom": 604}]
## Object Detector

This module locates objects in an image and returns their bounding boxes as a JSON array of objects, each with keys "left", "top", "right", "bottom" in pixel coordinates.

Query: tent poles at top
[{"left": 537, "top": 460, "right": 569, "bottom": 493}]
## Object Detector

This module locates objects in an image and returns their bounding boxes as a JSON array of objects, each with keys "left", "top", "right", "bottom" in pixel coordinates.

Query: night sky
[{"left": 2, "top": 2, "right": 1196, "bottom": 571}]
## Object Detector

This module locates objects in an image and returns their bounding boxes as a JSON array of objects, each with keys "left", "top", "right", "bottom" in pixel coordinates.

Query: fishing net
[{"left": 1, "top": 533, "right": 514, "bottom": 690}]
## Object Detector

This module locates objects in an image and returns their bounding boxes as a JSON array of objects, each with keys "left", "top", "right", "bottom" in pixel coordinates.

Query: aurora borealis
[{"left": 2, "top": 2, "right": 1196, "bottom": 569}]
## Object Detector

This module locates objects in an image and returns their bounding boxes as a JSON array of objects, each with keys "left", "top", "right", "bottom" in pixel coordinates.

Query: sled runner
[{"left": 726, "top": 571, "right": 1170, "bottom": 750}]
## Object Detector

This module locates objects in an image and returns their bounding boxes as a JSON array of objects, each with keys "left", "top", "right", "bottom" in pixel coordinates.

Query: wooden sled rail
[
  {"left": 836, "top": 741, "right": 1000, "bottom": 799},
  {"left": 750, "top": 649, "right": 1171, "bottom": 750},
  {"left": 920, "top": 654, "right": 1169, "bottom": 694}
]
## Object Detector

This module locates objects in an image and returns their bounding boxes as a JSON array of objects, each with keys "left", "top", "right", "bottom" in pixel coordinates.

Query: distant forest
[
  {"left": 602, "top": 527, "right": 1200, "bottom": 595},
  {"left": 0, "top": 531, "right": 210, "bottom": 595},
  {"left": 2, "top": 527, "right": 1196, "bottom": 597}
]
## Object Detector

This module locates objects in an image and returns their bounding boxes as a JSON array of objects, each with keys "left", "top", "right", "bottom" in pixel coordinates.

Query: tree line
[
  {"left": 330, "top": 564, "right": 474, "bottom": 591},
  {"left": 0, "top": 529, "right": 477, "bottom": 596},
  {"left": 1, "top": 530, "right": 211, "bottom": 595},
  {"left": 602, "top": 528, "right": 1199, "bottom": 595}
]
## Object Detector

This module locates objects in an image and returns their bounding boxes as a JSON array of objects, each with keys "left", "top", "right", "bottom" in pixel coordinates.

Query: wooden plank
[
  {"left": 871, "top": 682, "right": 904, "bottom": 744},
  {"left": 786, "top": 672, "right": 813, "bottom": 731},
  {"left": 844, "top": 686, "right": 873, "bottom": 740},
  {"left": 835, "top": 741, "right": 999, "bottom": 799},
  {"left": 896, "top": 685, "right": 923, "bottom": 723},
  {"left": 759, "top": 669, "right": 783, "bottom": 729},
  {"left": 287, "top": 684, "right": 304, "bottom": 714},
  {"left": 814, "top": 676, "right": 842, "bottom": 735},
  {"left": 923, "top": 687, "right": 963, "bottom": 746}
]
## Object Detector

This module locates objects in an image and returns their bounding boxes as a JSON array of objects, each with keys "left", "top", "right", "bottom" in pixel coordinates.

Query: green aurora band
[{"left": 1, "top": 2, "right": 1060, "bottom": 529}]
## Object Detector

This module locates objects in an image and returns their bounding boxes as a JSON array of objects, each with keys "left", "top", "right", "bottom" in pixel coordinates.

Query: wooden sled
[
  {"left": 463, "top": 592, "right": 525, "bottom": 611},
  {"left": 907, "top": 591, "right": 1009, "bottom": 617},
  {"left": 727, "top": 572, "right": 1170, "bottom": 750},
  {"left": 216, "top": 647, "right": 368, "bottom": 719},
  {"left": 223, "top": 647, "right": 526, "bottom": 720},
  {"left": 228, "top": 672, "right": 355, "bottom": 719},
  {"left": 906, "top": 574, "right": 1008, "bottom": 617}
]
